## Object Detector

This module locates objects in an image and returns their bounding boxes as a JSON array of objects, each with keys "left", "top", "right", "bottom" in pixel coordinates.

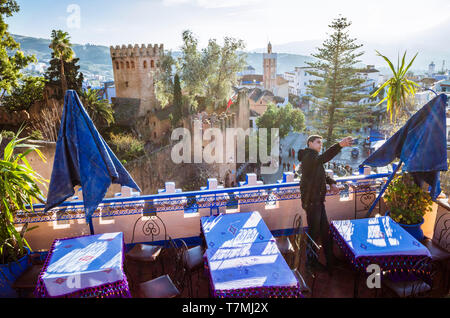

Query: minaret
[{"left": 263, "top": 42, "right": 277, "bottom": 92}]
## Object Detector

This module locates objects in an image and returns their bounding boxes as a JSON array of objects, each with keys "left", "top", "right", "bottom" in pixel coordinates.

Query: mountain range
[
  {"left": 251, "top": 18, "right": 450, "bottom": 74},
  {"left": 14, "top": 17, "right": 450, "bottom": 82},
  {"left": 13, "top": 34, "right": 314, "bottom": 80}
]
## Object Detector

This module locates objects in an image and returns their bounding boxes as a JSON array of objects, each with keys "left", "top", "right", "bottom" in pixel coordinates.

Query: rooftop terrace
[{"left": 11, "top": 169, "right": 450, "bottom": 298}]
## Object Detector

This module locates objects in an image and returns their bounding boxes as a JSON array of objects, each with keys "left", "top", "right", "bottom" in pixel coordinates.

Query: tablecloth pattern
[
  {"left": 201, "top": 212, "right": 275, "bottom": 249},
  {"left": 34, "top": 232, "right": 131, "bottom": 298}
]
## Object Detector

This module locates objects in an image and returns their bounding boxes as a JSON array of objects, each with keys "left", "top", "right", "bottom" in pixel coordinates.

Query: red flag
[{"left": 227, "top": 98, "right": 233, "bottom": 110}]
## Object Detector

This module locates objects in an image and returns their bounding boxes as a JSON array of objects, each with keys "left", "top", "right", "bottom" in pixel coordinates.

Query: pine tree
[{"left": 307, "top": 16, "right": 373, "bottom": 148}]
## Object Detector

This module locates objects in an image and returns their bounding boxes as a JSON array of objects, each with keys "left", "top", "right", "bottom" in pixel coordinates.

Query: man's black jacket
[{"left": 298, "top": 143, "right": 342, "bottom": 209}]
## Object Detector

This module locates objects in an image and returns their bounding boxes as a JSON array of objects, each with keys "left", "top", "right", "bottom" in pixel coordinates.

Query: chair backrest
[
  {"left": 433, "top": 209, "right": 450, "bottom": 252},
  {"left": 303, "top": 232, "right": 322, "bottom": 262},
  {"left": 294, "top": 216, "right": 322, "bottom": 273},
  {"left": 167, "top": 237, "right": 186, "bottom": 293},
  {"left": 131, "top": 214, "right": 167, "bottom": 244},
  {"left": 292, "top": 214, "right": 303, "bottom": 251},
  {"left": 407, "top": 257, "right": 436, "bottom": 297}
]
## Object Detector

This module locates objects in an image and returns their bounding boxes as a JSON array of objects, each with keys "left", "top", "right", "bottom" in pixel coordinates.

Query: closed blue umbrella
[
  {"left": 44, "top": 90, "right": 141, "bottom": 233},
  {"left": 361, "top": 93, "right": 448, "bottom": 217}
]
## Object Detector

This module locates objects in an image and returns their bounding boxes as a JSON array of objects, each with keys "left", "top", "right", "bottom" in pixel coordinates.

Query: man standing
[{"left": 298, "top": 135, "right": 353, "bottom": 271}]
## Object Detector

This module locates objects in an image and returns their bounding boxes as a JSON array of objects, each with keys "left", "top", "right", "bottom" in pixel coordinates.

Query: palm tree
[
  {"left": 49, "top": 30, "right": 74, "bottom": 95},
  {"left": 81, "top": 88, "right": 115, "bottom": 127},
  {"left": 371, "top": 51, "right": 420, "bottom": 122}
]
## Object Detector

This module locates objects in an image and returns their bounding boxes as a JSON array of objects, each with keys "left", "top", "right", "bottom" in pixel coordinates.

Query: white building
[
  {"left": 282, "top": 66, "right": 320, "bottom": 97},
  {"left": 283, "top": 71, "right": 297, "bottom": 95},
  {"left": 296, "top": 67, "right": 320, "bottom": 97},
  {"left": 273, "top": 76, "right": 289, "bottom": 99}
]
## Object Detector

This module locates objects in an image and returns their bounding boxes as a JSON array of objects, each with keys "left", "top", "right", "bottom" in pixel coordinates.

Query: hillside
[{"left": 13, "top": 34, "right": 314, "bottom": 80}]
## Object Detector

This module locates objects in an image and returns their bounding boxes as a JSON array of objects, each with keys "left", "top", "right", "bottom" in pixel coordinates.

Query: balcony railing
[{"left": 14, "top": 169, "right": 395, "bottom": 252}]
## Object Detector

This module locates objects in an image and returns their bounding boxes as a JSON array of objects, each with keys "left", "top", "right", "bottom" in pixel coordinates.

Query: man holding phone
[{"left": 298, "top": 135, "right": 353, "bottom": 272}]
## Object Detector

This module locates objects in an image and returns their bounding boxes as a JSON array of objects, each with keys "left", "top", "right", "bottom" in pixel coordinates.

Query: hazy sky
[{"left": 7, "top": 0, "right": 450, "bottom": 51}]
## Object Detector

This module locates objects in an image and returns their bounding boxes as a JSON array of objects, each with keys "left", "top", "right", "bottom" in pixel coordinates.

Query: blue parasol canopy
[
  {"left": 44, "top": 90, "right": 141, "bottom": 229},
  {"left": 361, "top": 93, "right": 448, "bottom": 200}
]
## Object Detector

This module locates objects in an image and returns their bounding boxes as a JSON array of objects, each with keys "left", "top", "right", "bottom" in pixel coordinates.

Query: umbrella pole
[
  {"left": 364, "top": 160, "right": 403, "bottom": 218},
  {"left": 87, "top": 215, "right": 95, "bottom": 235}
]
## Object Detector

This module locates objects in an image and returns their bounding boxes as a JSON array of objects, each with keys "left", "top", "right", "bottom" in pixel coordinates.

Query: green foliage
[
  {"left": 371, "top": 51, "right": 420, "bottom": 122},
  {"left": 384, "top": 173, "right": 433, "bottom": 225},
  {"left": 0, "top": 0, "right": 36, "bottom": 98},
  {"left": 80, "top": 88, "right": 114, "bottom": 127},
  {"left": 108, "top": 132, "right": 145, "bottom": 163},
  {"left": 29, "top": 129, "right": 43, "bottom": 141},
  {"left": 48, "top": 30, "right": 74, "bottom": 93},
  {"left": 45, "top": 29, "right": 84, "bottom": 99},
  {"left": 256, "top": 103, "right": 305, "bottom": 139},
  {"left": 171, "top": 73, "right": 183, "bottom": 127},
  {"left": 45, "top": 54, "right": 84, "bottom": 98},
  {"left": 155, "top": 52, "right": 176, "bottom": 108},
  {"left": 0, "top": 130, "right": 15, "bottom": 138},
  {"left": 170, "top": 30, "right": 246, "bottom": 111},
  {"left": 306, "top": 16, "right": 372, "bottom": 148},
  {"left": 0, "top": 127, "right": 47, "bottom": 263},
  {"left": 3, "top": 76, "right": 47, "bottom": 111}
]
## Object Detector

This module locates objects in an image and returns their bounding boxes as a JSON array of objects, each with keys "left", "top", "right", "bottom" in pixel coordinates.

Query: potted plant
[
  {"left": 0, "top": 129, "right": 47, "bottom": 297},
  {"left": 384, "top": 172, "right": 433, "bottom": 241}
]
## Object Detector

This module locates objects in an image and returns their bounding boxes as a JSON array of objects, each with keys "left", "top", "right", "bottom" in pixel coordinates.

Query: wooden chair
[
  {"left": 11, "top": 252, "right": 44, "bottom": 298},
  {"left": 138, "top": 236, "right": 185, "bottom": 298},
  {"left": 421, "top": 211, "right": 450, "bottom": 293},
  {"left": 289, "top": 214, "right": 314, "bottom": 295},
  {"left": 302, "top": 231, "right": 323, "bottom": 297},
  {"left": 381, "top": 257, "right": 438, "bottom": 298},
  {"left": 126, "top": 213, "right": 167, "bottom": 288},
  {"left": 179, "top": 239, "right": 204, "bottom": 298},
  {"left": 276, "top": 213, "right": 302, "bottom": 269}
]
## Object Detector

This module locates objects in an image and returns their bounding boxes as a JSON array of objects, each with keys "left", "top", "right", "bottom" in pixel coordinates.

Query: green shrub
[
  {"left": 29, "top": 130, "right": 44, "bottom": 140},
  {"left": 108, "top": 133, "right": 144, "bottom": 162},
  {"left": 384, "top": 173, "right": 433, "bottom": 225},
  {"left": 0, "top": 130, "right": 16, "bottom": 139},
  {"left": 0, "top": 129, "right": 47, "bottom": 263}
]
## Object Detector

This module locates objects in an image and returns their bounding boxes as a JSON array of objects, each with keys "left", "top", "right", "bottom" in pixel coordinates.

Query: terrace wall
[{"left": 16, "top": 172, "right": 397, "bottom": 252}]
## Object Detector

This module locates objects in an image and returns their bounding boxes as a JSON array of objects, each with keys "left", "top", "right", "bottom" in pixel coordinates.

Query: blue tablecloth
[
  {"left": 331, "top": 216, "right": 431, "bottom": 258},
  {"left": 330, "top": 216, "right": 432, "bottom": 283},
  {"left": 35, "top": 232, "right": 130, "bottom": 298},
  {"left": 201, "top": 212, "right": 302, "bottom": 298}
]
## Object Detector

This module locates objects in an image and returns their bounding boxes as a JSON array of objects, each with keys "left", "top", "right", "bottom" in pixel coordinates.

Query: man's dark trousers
[{"left": 305, "top": 202, "right": 334, "bottom": 267}]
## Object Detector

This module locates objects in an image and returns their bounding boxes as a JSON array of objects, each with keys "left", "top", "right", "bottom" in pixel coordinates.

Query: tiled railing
[{"left": 15, "top": 170, "right": 391, "bottom": 251}]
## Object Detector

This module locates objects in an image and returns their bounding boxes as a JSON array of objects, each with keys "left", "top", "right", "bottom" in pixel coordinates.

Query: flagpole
[{"left": 364, "top": 160, "right": 403, "bottom": 218}]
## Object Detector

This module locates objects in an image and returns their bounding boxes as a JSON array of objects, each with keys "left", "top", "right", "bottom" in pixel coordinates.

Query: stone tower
[
  {"left": 263, "top": 42, "right": 277, "bottom": 92},
  {"left": 110, "top": 43, "right": 164, "bottom": 116}
]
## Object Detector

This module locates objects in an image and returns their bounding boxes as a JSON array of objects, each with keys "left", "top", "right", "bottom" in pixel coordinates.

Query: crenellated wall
[{"left": 110, "top": 43, "right": 164, "bottom": 116}]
